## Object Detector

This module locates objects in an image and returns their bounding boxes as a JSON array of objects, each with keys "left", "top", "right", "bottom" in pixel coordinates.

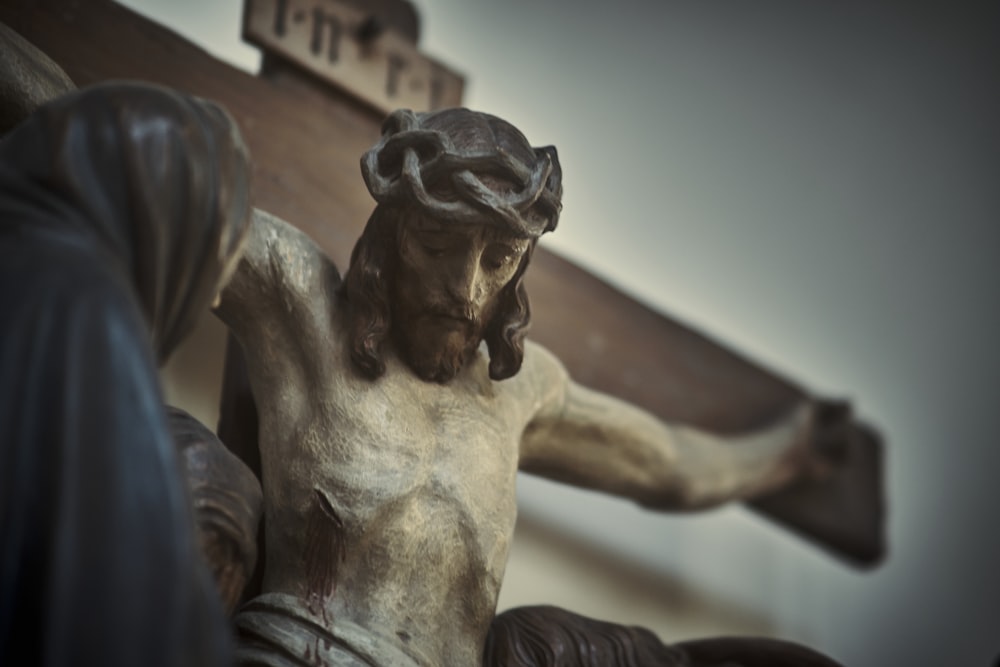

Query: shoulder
[
  {"left": 243, "top": 208, "right": 342, "bottom": 294},
  {"left": 505, "top": 340, "right": 569, "bottom": 422},
  {"left": 520, "top": 340, "right": 567, "bottom": 380},
  {"left": 218, "top": 209, "right": 342, "bottom": 332}
]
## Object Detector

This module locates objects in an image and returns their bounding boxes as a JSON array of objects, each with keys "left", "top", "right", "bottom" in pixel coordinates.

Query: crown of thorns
[{"left": 361, "top": 109, "right": 562, "bottom": 237}]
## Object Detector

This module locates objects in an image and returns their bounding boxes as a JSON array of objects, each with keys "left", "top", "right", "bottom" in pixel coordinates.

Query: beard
[
  {"left": 387, "top": 271, "right": 497, "bottom": 385},
  {"left": 392, "top": 313, "right": 485, "bottom": 383}
]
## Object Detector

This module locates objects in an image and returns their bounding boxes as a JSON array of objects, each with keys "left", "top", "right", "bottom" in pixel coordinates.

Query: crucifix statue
[{"left": 216, "top": 107, "right": 869, "bottom": 666}]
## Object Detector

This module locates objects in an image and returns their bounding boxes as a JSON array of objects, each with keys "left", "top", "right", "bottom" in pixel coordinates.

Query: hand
[
  {"left": 749, "top": 400, "right": 886, "bottom": 566},
  {"left": 198, "top": 527, "right": 253, "bottom": 614},
  {"left": 170, "top": 406, "right": 263, "bottom": 612},
  {"left": 803, "top": 399, "right": 854, "bottom": 479}
]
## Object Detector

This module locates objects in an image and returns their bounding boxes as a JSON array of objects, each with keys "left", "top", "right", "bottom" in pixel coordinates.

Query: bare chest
[{"left": 256, "top": 352, "right": 528, "bottom": 583}]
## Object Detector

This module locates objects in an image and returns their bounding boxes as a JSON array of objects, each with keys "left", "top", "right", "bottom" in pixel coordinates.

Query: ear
[{"left": 534, "top": 145, "right": 562, "bottom": 199}]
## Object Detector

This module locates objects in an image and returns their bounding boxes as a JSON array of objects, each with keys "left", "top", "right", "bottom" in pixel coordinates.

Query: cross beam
[{"left": 0, "top": 0, "right": 883, "bottom": 565}]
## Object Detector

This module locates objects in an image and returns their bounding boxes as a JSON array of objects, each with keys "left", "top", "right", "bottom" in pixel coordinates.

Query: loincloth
[{"left": 235, "top": 593, "right": 422, "bottom": 667}]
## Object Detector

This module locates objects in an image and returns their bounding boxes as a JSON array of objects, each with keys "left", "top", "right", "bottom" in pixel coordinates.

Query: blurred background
[{"left": 121, "top": 1, "right": 999, "bottom": 665}]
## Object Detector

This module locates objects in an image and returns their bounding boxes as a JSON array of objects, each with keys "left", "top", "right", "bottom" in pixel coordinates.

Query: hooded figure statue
[{"left": 0, "top": 82, "right": 252, "bottom": 666}]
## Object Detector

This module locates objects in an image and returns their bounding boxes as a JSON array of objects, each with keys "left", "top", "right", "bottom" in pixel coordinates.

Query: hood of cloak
[{"left": 0, "top": 81, "right": 252, "bottom": 361}]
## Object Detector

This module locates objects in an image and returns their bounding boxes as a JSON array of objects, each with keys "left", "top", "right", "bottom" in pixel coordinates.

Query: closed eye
[
  {"left": 415, "top": 232, "right": 459, "bottom": 256},
  {"left": 421, "top": 242, "right": 448, "bottom": 257},
  {"left": 482, "top": 244, "right": 518, "bottom": 269}
]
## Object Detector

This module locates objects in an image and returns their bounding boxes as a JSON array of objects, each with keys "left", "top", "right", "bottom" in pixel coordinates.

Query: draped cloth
[
  {"left": 0, "top": 82, "right": 251, "bottom": 666},
  {"left": 235, "top": 593, "right": 424, "bottom": 667}
]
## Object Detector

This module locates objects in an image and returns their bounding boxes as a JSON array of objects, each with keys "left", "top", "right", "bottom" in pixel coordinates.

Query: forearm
[
  {"left": 521, "top": 381, "right": 813, "bottom": 511},
  {"left": 648, "top": 401, "right": 811, "bottom": 509}
]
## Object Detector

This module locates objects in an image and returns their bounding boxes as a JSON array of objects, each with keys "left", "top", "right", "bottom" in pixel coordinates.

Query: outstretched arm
[
  {"left": 518, "top": 343, "right": 823, "bottom": 511},
  {"left": 212, "top": 208, "right": 340, "bottom": 494}
]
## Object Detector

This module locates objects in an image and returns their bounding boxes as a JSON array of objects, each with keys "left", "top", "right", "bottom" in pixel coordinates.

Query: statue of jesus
[{"left": 217, "top": 108, "right": 860, "bottom": 666}]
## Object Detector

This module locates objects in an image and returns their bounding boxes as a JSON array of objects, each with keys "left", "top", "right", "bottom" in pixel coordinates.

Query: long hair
[
  {"left": 483, "top": 237, "right": 536, "bottom": 380},
  {"left": 340, "top": 205, "right": 536, "bottom": 382},
  {"left": 340, "top": 205, "right": 397, "bottom": 380}
]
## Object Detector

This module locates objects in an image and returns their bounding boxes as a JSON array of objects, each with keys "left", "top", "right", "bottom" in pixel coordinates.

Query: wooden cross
[{"left": 0, "top": 0, "right": 883, "bottom": 566}]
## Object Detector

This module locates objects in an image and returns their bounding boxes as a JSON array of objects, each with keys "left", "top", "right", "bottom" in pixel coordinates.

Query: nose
[{"left": 443, "top": 252, "right": 484, "bottom": 312}]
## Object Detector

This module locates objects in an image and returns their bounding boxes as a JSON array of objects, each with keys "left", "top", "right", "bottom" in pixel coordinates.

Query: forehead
[{"left": 406, "top": 214, "right": 530, "bottom": 245}]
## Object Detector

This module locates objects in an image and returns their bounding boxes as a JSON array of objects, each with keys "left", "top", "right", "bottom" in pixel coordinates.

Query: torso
[{"left": 249, "top": 309, "right": 540, "bottom": 666}]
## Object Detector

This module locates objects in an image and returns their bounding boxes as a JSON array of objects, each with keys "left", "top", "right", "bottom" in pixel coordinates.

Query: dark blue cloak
[{"left": 0, "top": 82, "right": 251, "bottom": 666}]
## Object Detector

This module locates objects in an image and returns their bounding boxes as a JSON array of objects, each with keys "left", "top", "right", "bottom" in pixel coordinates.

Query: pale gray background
[{"left": 122, "top": 1, "right": 1000, "bottom": 665}]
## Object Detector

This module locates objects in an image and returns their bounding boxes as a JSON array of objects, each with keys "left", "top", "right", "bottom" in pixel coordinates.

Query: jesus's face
[{"left": 390, "top": 215, "right": 531, "bottom": 383}]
